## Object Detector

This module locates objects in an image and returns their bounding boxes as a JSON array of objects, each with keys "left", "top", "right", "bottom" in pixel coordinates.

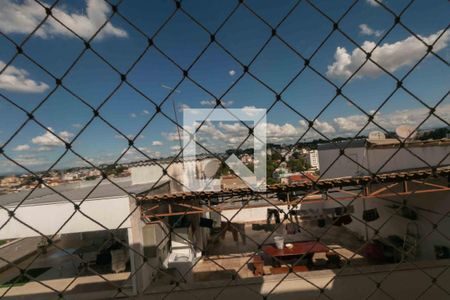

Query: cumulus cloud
[
  {"left": 152, "top": 140, "right": 163, "bottom": 146},
  {"left": 366, "top": 0, "right": 382, "bottom": 6},
  {"left": 327, "top": 29, "right": 450, "bottom": 79},
  {"left": 0, "top": 0, "right": 127, "bottom": 40},
  {"left": 0, "top": 61, "right": 49, "bottom": 93},
  {"left": 14, "top": 154, "right": 47, "bottom": 166},
  {"left": 13, "top": 144, "right": 31, "bottom": 151},
  {"left": 121, "top": 147, "right": 161, "bottom": 162},
  {"left": 162, "top": 103, "right": 449, "bottom": 151},
  {"left": 228, "top": 69, "right": 236, "bottom": 76},
  {"left": 32, "top": 127, "right": 73, "bottom": 147},
  {"left": 359, "top": 24, "right": 383, "bottom": 37},
  {"left": 333, "top": 104, "right": 450, "bottom": 133}
]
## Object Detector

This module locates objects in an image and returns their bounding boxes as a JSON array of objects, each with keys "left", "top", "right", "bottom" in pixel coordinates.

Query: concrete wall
[
  {"left": 141, "top": 260, "right": 450, "bottom": 300},
  {"left": 345, "top": 185, "right": 450, "bottom": 261},
  {"left": 131, "top": 164, "right": 168, "bottom": 185},
  {"left": 130, "top": 158, "right": 221, "bottom": 192},
  {"left": 319, "top": 147, "right": 367, "bottom": 178},
  {"left": 318, "top": 143, "right": 450, "bottom": 179},
  {"left": 220, "top": 198, "right": 354, "bottom": 223},
  {"left": 368, "top": 146, "right": 450, "bottom": 174},
  {"left": 0, "top": 196, "right": 131, "bottom": 239}
]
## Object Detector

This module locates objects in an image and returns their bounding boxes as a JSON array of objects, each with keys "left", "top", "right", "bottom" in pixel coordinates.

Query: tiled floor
[{"left": 191, "top": 221, "right": 368, "bottom": 281}]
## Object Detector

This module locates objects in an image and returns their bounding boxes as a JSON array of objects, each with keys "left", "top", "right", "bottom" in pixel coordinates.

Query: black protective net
[{"left": 0, "top": 0, "right": 449, "bottom": 299}]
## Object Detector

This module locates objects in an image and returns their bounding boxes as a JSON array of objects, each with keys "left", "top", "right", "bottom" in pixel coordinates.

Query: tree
[{"left": 287, "top": 158, "right": 307, "bottom": 172}]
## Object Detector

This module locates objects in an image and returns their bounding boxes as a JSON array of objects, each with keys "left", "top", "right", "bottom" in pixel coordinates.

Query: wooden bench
[{"left": 326, "top": 252, "right": 341, "bottom": 267}]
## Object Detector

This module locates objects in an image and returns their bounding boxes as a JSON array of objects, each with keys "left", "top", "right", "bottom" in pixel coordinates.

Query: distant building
[
  {"left": 239, "top": 153, "right": 253, "bottom": 165},
  {"left": 305, "top": 149, "right": 320, "bottom": 170},
  {"left": 279, "top": 172, "right": 317, "bottom": 185},
  {"left": 318, "top": 138, "right": 450, "bottom": 179},
  {"left": 0, "top": 175, "right": 21, "bottom": 188}
]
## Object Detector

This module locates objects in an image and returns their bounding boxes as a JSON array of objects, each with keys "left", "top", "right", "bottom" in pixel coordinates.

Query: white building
[
  {"left": 316, "top": 138, "right": 450, "bottom": 262},
  {"left": 305, "top": 149, "right": 320, "bottom": 170},
  {"left": 317, "top": 139, "right": 450, "bottom": 179}
]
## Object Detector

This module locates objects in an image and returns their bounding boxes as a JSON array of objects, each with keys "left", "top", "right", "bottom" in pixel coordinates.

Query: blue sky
[{"left": 0, "top": 0, "right": 449, "bottom": 174}]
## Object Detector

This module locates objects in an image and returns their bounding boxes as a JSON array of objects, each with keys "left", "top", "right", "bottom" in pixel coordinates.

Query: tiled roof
[{"left": 137, "top": 166, "right": 450, "bottom": 203}]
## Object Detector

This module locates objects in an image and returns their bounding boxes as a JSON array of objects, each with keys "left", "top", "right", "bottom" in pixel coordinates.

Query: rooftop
[
  {"left": 0, "top": 179, "right": 169, "bottom": 207},
  {"left": 317, "top": 138, "right": 450, "bottom": 150}
]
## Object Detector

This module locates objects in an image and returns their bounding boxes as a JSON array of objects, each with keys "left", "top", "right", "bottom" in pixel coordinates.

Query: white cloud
[
  {"left": 37, "top": 146, "right": 52, "bottom": 152},
  {"left": 219, "top": 122, "right": 246, "bottom": 133},
  {"left": 13, "top": 144, "right": 31, "bottom": 151},
  {"left": 130, "top": 113, "right": 137, "bottom": 118},
  {"left": 314, "top": 120, "right": 336, "bottom": 134},
  {"left": 333, "top": 104, "right": 450, "bottom": 133},
  {"left": 0, "top": 61, "right": 49, "bottom": 93},
  {"left": 164, "top": 131, "right": 182, "bottom": 142},
  {"left": 228, "top": 69, "right": 236, "bottom": 76},
  {"left": 334, "top": 114, "right": 368, "bottom": 132},
  {"left": 200, "top": 100, "right": 234, "bottom": 106},
  {"left": 366, "top": 0, "right": 381, "bottom": 6},
  {"left": 179, "top": 104, "right": 190, "bottom": 111},
  {"left": 0, "top": 0, "right": 127, "bottom": 40},
  {"left": 161, "top": 84, "right": 181, "bottom": 94},
  {"left": 32, "top": 127, "right": 73, "bottom": 147},
  {"left": 152, "top": 140, "right": 163, "bottom": 146},
  {"left": 14, "top": 154, "right": 47, "bottom": 166},
  {"left": 359, "top": 24, "right": 383, "bottom": 37},
  {"left": 327, "top": 29, "right": 450, "bottom": 79},
  {"left": 72, "top": 123, "right": 82, "bottom": 129},
  {"left": 142, "top": 109, "right": 150, "bottom": 115},
  {"left": 162, "top": 104, "right": 449, "bottom": 150}
]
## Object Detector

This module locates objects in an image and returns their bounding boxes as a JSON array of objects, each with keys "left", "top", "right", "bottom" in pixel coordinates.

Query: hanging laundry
[
  {"left": 286, "top": 223, "right": 300, "bottom": 234},
  {"left": 252, "top": 223, "right": 276, "bottom": 232},
  {"left": 363, "top": 208, "right": 380, "bottom": 222},
  {"left": 317, "top": 218, "right": 326, "bottom": 228},
  {"left": 334, "top": 207, "right": 346, "bottom": 216},
  {"left": 220, "top": 222, "right": 246, "bottom": 243},
  {"left": 199, "top": 217, "right": 214, "bottom": 228},
  {"left": 267, "top": 209, "right": 281, "bottom": 224},
  {"left": 333, "top": 215, "right": 352, "bottom": 226}
]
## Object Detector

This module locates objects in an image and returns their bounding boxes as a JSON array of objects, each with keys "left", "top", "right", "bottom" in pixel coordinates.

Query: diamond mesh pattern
[{"left": 0, "top": 0, "right": 449, "bottom": 299}]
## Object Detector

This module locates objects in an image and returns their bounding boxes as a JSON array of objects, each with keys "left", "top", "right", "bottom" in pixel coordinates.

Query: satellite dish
[
  {"left": 368, "top": 131, "right": 385, "bottom": 140},
  {"left": 396, "top": 125, "right": 417, "bottom": 140}
]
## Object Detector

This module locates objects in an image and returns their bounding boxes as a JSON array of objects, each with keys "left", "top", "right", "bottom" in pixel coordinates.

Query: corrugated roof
[
  {"left": 0, "top": 179, "right": 169, "bottom": 207},
  {"left": 138, "top": 166, "right": 450, "bottom": 203}
]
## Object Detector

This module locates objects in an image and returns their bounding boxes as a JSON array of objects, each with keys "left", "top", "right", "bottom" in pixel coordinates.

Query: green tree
[{"left": 287, "top": 158, "right": 307, "bottom": 172}]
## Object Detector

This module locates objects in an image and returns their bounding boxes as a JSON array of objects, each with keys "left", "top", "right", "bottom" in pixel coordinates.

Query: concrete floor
[
  {"left": 191, "top": 221, "right": 368, "bottom": 282},
  {"left": 0, "top": 234, "right": 132, "bottom": 299}
]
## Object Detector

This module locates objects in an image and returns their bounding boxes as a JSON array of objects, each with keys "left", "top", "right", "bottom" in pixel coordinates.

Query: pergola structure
[{"left": 137, "top": 166, "right": 450, "bottom": 221}]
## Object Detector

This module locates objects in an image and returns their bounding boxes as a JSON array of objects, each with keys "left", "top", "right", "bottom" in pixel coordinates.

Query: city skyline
[{"left": 0, "top": 0, "right": 449, "bottom": 174}]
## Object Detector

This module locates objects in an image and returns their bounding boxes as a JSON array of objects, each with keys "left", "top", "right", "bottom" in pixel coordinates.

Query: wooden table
[{"left": 262, "top": 241, "right": 329, "bottom": 258}]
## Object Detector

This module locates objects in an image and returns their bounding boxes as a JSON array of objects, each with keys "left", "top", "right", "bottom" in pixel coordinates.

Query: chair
[
  {"left": 253, "top": 255, "right": 264, "bottom": 276},
  {"left": 326, "top": 252, "right": 341, "bottom": 268}
]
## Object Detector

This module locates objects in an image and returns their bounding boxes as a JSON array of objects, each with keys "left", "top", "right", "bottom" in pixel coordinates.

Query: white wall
[
  {"left": 319, "top": 143, "right": 450, "bottom": 179},
  {"left": 368, "top": 146, "right": 450, "bottom": 174},
  {"left": 220, "top": 199, "right": 353, "bottom": 223},
  {"left": 130, "top": 158, "right": 221, "bottom": 191},
  {"left": 131, "top": 164, "right": 168, "bottom": 185},
  {"left": 319, "top": 147, "right": 367, "bottom": 179},
  {"left": 345, "top": 185, "right": 450, "bottom": 260},
  {"left": 0, "top": 196, "right": 132, "bottom": 239}
]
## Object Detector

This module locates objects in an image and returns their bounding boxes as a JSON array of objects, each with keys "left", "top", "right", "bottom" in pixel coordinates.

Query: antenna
[{"left": 396, "top": 125, "right": 417, "bottom": 141}]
